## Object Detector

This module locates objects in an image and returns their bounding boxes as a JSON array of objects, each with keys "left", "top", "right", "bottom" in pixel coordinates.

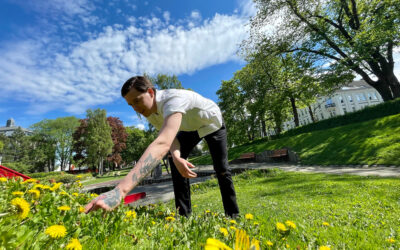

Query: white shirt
[{"left": 146, "top": 89, "right": 223, "bottom": 138}]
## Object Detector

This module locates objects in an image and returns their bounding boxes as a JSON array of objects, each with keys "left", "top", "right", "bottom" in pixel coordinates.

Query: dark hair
[{"left": 121, "top": 76, "right": 156, "bottom": 97}]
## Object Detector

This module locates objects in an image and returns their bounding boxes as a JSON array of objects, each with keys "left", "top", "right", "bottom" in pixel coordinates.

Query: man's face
[{"left": 124, "top": 88, "right": 155, "bottom": 117}]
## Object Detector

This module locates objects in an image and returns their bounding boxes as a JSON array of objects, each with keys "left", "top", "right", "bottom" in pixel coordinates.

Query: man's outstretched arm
[{"left": 84, "top": 113, "right": 182, "bottom": 213}]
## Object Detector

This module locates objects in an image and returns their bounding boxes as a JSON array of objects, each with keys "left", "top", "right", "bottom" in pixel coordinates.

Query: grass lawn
[
  {"left": 191, "top": 113, "right": 400, "bottom": 166},
  {"left": 82, "top": 169, "right": 131, "bottom": 186},
  {"left": 179, "top": 169, "right": 400, "bottom": 249}
]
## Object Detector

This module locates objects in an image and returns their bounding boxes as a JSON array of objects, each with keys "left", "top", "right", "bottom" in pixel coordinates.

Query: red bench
[
  {"left": 237, "top": 152, "right": 255, "bottom": 160},
  {"left": 269, "top": 149, "right": 288, "bottom": 160}
]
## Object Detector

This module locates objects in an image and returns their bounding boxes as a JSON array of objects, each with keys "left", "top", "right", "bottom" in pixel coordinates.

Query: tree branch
[
  {"left": 350, "top": 0, "right": 360, "bottom": 29},
  {"left": 314, "top": 14, "right": 354, "bottom": 44},
  {"left": 388, "top": 41, "right": 394, "bottom": 70}
]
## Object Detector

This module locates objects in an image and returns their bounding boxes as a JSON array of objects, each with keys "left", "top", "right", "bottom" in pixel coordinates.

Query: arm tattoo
[
  {"left": 132, "top": 153, "right": 160, "bottom": 183},
  {"left": 97, "top": 187, "right": 121, "bottom": 208}
]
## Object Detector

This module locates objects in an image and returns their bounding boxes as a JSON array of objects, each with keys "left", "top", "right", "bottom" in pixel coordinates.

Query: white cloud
[
  {"left": 0, "top": 11, "right": 249, "bottom": 115},
  {"left": 136, "top": 124, "right": 145, "bottom": 130}
]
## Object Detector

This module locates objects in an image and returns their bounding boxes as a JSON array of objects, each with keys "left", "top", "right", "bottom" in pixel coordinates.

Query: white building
[
  {"left": 283, "top": 80, "right": 383, "bottom": 131},
  {"left": 0, "top": 118, "right": 33, "bottom": 136}
]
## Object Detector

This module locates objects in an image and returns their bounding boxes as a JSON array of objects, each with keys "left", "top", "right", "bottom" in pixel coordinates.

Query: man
[{"left": 85, "top": 76, "right": 239, "bottom": 217}]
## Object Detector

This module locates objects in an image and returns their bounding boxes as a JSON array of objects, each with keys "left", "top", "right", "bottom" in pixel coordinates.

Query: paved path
[{"left": 84, "top": 163, "right": 400, "bottom": 207}]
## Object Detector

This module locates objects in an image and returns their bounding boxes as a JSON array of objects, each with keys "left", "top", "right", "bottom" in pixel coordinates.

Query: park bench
[
  {"left": 229, "top": 152, "right": 256, "bottom": 164},
  {"left": 269, "top": 148, "right": 288, "bottom": 161}
]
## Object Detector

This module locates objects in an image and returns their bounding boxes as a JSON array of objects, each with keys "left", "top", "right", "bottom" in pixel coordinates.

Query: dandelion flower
[
  {"left": 33, "top": 184, "right": 44, "bottom": 189},
  {"left": 151, "top": 221, "right": 156, "bottom": 225},
  {"left": 204, "top": 238, "right": 232, "bottom": 250},
  {"left": 165, "top": 216, "right": 175, "bottom": 222},
  {"left": 28, "top": 189, "right": 40, "bottom": 199},
  {"left": 220, "top": 227, "right": 229, "bottom": 237},
  {"left": 76, "top": 175, "right": 82, "bottom": 179},
  {"left": 170, "top": 212, "right": 175, "bottom": 216},
  {"left": 322, "top": 222, "right": 330, "bottom": 226},
  {"left": 234, "top": 229, "right": 250, "bottom": 250},
  {"left": 23, "top": 178, "right": 37, "bottom": 183},
  {"left": 90, "top": 193, "right": 98, "bottom": 197},
  {"left": 245, "top": 213, "right": 254, "bottom": 220},
  {"left": 79, "top": 207, "right": 85, "bottom": 213},
  {"left": 285, "top": 220, "right": 296, "bottom": 229},
  {"left": 230, "top": 226, "right": 237, "bottom": 231},
  {"left": 388, "top": 238, "right": 396, "bottom": 243},
  {"left": 266, "top": 241, "right": 274, "bottom": 246},
  {"left": 60, "top": 191, "right": 68, "bottom": 195},
  {"left": 205, "top": 210, "right": 211, "bottom": 214},
  {"left": 276, "top": 222, "right": 287, "bottom": 232},
  {"left": 286, "top": 244, "right": 290, "bottom": 248},
  {"left": 12, "top": 191, "right": 24, "bottom": 196},
  {"left": 125, "top": 210, "right": 137, "bottom": 219},
  {"left": 319, "top": 246, "right": 331, "bottom": 250},
  {"left": 58, "top": 206, "right": 71, "bottom": 211},
  {"left": 45, "top": 225, "right": 67, "bottom": 238},
  {"left": 72, "top": 193, "right": 79, "bottom": 197},
  {"left": 253, "top": 222, "right": 259, "bottom": 226},
  {"left": 229, "top": 220, "right": 237, "bottom": 224},
  {"left": 50, "top": 183, "right": 62, "bottom": 191},
  {"left": 193, "top": 204, "right": 198, "bottom": 208},
  {"left": 42, "top": 185, "right": 51, "bottom": 190},
  {"left": 250, "top": 239, "right": 260, "bottom": 250},
  {"left": 11, "top": 197, "right": 30, "bottom": 219},
  {"left": 0, "top": 177, "right": 8, "bottom": 182},
  {"left": 66, "top": 238, "right": 82, "bottom": 250}
]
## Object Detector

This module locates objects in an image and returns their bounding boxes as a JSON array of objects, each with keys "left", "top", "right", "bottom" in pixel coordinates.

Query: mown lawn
[
  {"left": 191, "top": 113, "right": 400, "bottom": 166},
  {"left": 184, "top": 169, "right": 400, "bottom": 249}
]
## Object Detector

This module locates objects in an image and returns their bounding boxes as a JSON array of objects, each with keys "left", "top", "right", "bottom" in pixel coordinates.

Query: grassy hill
[{"left": 191, "top": 113, "right": 400, "bottom": 166}]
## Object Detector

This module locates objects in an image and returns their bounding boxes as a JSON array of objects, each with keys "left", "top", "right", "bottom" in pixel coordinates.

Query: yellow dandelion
[
  {"left": 60, "top": 191, "right": 68, "bottom": 195},
  {"left": 170, "top": 227, "right": 174, "bottom": 232},
  {"left": 12, "top": 191, "right": 24, "bottom": 196},
  {"left": 229, "top": 220, "right": 237, "bottom": 224},
  {"left": 170, "top": 212, "right": 175, "bottom": 216},
  {"left": 285, "top": 220, "right": 296, "bottom": 229},
  {"left": 193, "top": 204, "right": 198, "bottom": 208},
  {"left": 72, "top": 193, "right": 79, "bottom": 197},
  {"left": 58, "top": 206, "right": 71, "bottom": 211},
  {"left": 11, "top": 197, "right": 30, "bottom": 219},
  {"left": 50, "top": 183, "right": 62, "bottom": 191},
  {"left": 165, "top": 216, "right": 175, "bottom": 222},
  {"left": 245, "top": 213, "right": 254, "bottom": 220},
  {"left": 33, "top": 184, "right": 44, "bottom": 189},
  {"left": 151, "top": 221, "right": 156, "bottom": 225},
  {"left": 286, "top": 244, "right": 290, "bottom": 248},
  {"left": 45, "top": 225, "right": 67, "bottom": 239},
  {"left": 388, "top": 238, "right": 396, "bottom": 243},
  {"left": 76, "top": 175, "right": 82, "bottom": 179},
  {"left": 220, "top": 227, "right": 229, "bottom": 237},
  {"left": 205, "top": 210, "right": 211, "bottom": 213},
  {"left": 23, "top": 178, "right": 37, "bottom": 183},
  {"left": 42, "top": 185, "right": 51, "bottom": 190},
  {"left": 79, "top": 207, "right": 85, "bottom": 213},
  {"left": 276, "top": 222, "right": 288, "bottom": 232},
  {"left": 204, "top": 238, "right": 232, "bottom": 250},
  {"left": 28, "top": 189, "right": 40, "bottom": 199},
  {"left": 90, "top": 193, "right": 99, "bottom": 197},
  {"left": 235, "top": 229, "right": 250, "bottom": 250},
  {"left": 322, "top": 222, "right": 330, "bottom": 226},
  {"left": 157, "top": 211, "right": 164, "bottom": 216},
  {"left": 0, "top": 177, "right": 8, "bottom": 182},
  {"left": 253, "top": 222, "right": 260, "bottom": 226},
  {"left": 266, "top": 241, "right": 274, "bottom": 246},
  {"left": 319, "top": 246, "right": 331, "bottom": 250},
  {"left": 125, "top": 210, "right": 137, "bottom": 219},
  {"left": 250, "top": 239, "right": 260, "bottom": 250},
  {"left": 66, "top": 238, "right": 82, "bottom": 250},
  {"left": 230, "top": 226, "right": 237, "bottom": 231}
]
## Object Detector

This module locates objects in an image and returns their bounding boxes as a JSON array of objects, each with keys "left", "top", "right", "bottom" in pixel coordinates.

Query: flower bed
[{"left": 0, "top": 175, "right": 328, "bottom": 249}]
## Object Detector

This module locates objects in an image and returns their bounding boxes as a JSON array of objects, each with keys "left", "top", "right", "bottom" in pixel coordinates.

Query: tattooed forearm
[
  {"left": 97, "top": 187, "right": 121, "bottom": 208},
  {"left": 131, "top": 153, "right": 160, "bottom": 183}
]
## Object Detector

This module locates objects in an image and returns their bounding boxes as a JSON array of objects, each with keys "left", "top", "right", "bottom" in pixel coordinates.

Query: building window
[
  {"left": 339, "top": 96, "right": 344, "bottom": 103},
  {"left": 348, "top": 95, "right": 353, "bottom": 102},
  {"left": 372, "top": 92, "right": 378, "bottom": 100},
  {"left": 321, "top": 113, "right": 324, "bottom": 119},
  {"left": 352, "top": 107, "right": 356, "bottom": 112},
  {"left": 343, "top": 108, "right": 347, "bottom": 113}
]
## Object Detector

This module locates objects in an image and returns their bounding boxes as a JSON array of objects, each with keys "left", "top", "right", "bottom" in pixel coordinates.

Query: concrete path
[{"left": 84, "top": 163, "right": 400, "bottom": 207}]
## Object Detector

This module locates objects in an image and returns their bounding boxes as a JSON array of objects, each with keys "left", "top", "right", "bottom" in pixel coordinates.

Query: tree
[
  {"left": 85, "top": 109, "right": 113, "bottom": 176},
  {"left": 106, "top": 117, "right": 128, "bottom": 170},
  {"left": 249, "top": 0, "right": 400, "bottom": 101},
  {"left": 31, "top": 117, "right": 80, "bottom": 171},
  {"left": 145, "top": 73, "right": 184, "bottom": 90},
  {"left": 121, "top": 126, "right": 156, "bottom": 166},
  {"left": 72, "top": 119, "right": 89, "bottom": 168}
]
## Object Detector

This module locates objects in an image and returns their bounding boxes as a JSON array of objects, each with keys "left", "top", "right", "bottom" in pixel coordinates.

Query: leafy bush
[{"left": 2, "top": 162, "right": 33, "bottom": 174}]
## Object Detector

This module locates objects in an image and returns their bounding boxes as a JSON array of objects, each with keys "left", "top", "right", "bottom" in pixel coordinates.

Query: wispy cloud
[{"left": 0, "top": 4, "right": 250, "bottom": 115}]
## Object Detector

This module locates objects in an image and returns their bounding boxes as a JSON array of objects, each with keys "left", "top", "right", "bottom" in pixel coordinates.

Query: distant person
[{"left": 85, "top": 76, "right": 239, "bottom": 217}]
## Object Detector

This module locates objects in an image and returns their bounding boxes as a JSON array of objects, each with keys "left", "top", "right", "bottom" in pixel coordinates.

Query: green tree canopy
[{"left": 248, "top": 0, "right": 400, "bottom": 101}]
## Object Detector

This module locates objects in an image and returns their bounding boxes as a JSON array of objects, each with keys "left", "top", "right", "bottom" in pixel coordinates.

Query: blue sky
[{"left": 0, "top": 0, "right": 256, "bottom": 129}]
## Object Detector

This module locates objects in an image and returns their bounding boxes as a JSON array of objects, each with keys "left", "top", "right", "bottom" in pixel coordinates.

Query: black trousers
[{"left": 168, "top": 124, "right": 240, "bottom": 217}]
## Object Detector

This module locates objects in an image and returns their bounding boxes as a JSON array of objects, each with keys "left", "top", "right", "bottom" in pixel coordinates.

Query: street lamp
[{"left": 0, "top": 153, "right": 2, "bottom": 165}]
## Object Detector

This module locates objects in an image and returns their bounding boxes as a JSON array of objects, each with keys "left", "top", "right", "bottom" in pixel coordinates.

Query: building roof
[{"left": 0, "top": 118, "right": 32, "bottom": 135}]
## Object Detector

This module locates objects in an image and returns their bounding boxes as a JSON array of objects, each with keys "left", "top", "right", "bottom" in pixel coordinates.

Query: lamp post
[{"left": 0, "top": 153, "right": 2, "bottom": 165}]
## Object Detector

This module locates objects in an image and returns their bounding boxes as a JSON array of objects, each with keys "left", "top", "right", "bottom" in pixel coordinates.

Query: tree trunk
[
  {"left": 371, "top": 81, "right": 394, "bottom": 101},
  {"left": 261, "top": 119, "right": 267, "bottom": 137},
  {"left": 99, "top": 157, "right": 103, "bottom": 176},
  {"left": 289, "top": 97, "right": 299, "bottom": 127},
  {"left": 308, "top": 106, "right": 315, "bottom": 123}
]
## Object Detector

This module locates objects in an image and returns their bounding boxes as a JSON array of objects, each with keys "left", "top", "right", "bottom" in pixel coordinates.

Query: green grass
[
  {"left": 181, "top": 169, "right": 400, "bottom": 248},
  {"left": 191, "top": 113, "right": 400, "bottom": 166},
  {"left": 82, "top": 169, "right": 131, "bottom": 186}
]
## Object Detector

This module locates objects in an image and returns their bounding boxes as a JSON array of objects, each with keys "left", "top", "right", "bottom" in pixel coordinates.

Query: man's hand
[
  {"left": 84, "top": 187, "right": 123, "bottom": 214},
  {"left": 173, "top": 157, "right": 197, "bottom": 178}
]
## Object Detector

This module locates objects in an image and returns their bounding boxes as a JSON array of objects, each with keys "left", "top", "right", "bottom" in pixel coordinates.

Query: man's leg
[
  {"left": 169, "top": 131, "right": 201, "bottom": 216},
  {"left": 204, "top": 124, "right": 239, "bottom": 217}
]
